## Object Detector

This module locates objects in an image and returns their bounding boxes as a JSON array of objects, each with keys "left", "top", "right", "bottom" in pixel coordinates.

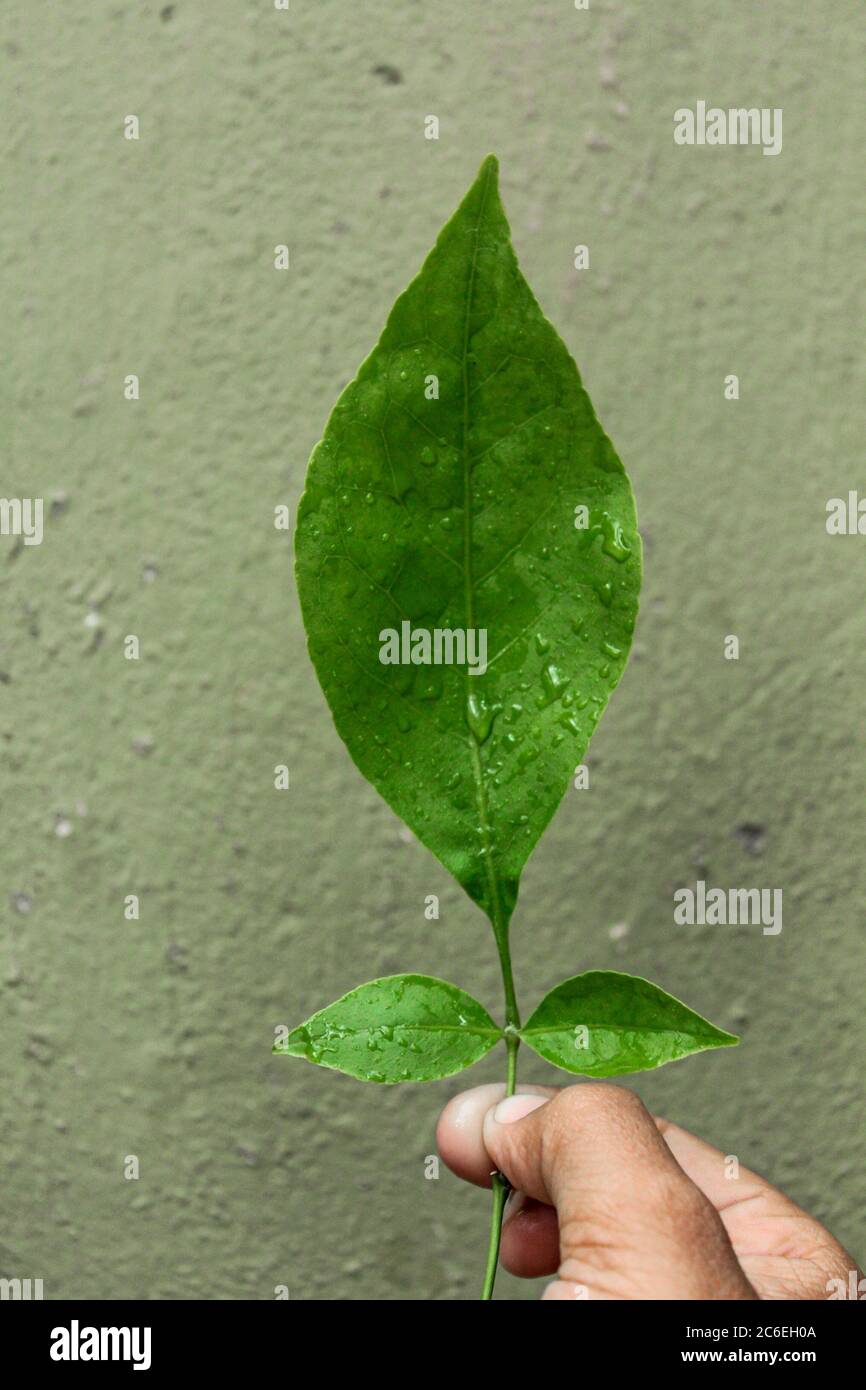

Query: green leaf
[
  {"left": 295, "top": 155, "right": 640, "bottom": 928},
  {"left": 519, "top": 971, "right": 738, "bottom": 1077},
  {"left": 274, "top": 974, "right": 503, "bottom": 1083}
]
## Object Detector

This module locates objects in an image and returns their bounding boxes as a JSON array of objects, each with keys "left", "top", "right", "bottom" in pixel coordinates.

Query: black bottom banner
[{"left": 3, "top": 1295, "right": 860, "bottom": 1374}]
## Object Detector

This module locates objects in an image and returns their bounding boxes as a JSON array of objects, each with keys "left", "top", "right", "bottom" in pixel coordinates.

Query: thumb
[{"left": 483, "top": 1084, "right": 755, "bottom": 1300}]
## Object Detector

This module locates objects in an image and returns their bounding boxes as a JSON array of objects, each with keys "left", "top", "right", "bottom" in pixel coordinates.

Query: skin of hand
[{"left": 436, "top": 1082, "right": 861, "bottom": 1300}]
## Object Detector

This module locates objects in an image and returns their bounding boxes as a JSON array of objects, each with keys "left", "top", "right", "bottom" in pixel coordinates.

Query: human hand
[{"left": 437, "top": 1082, "right": 859, "bottom": 1300}]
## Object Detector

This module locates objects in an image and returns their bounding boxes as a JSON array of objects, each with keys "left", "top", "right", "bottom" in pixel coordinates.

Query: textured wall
[{"left": 2, "top": 0, "right": 863, "bottom": 1301}]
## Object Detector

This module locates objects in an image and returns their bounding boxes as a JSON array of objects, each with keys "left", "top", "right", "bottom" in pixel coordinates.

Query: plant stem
[
  {"left": 494, "top": 927, "right": 520, "bottom": 1030},
  {"left": 505, "top": 1029, "right": 519, "bottom": 1094},
  {"left": 480, "top": 1171, "right": 509, "bottom": 1300},
  {"left": 480, "top": 1023, "right": 520, "bottom": 1300}
]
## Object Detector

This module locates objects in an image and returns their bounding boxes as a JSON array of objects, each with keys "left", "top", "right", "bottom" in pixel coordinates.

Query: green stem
[
  {"left": 505, "top": 1030, "right": 519, "bottom": 1093},
  {"left": 480, "top": 1171, "right": 509, "bottom": 1300},
  {"left": 494, "top": 927, "right": 520, "bottom": 1030},
  {"left": 480, "top": 1022, "right": 520, "bottom": 1300}
]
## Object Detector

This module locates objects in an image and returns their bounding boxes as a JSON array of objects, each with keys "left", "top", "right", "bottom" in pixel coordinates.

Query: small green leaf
[
  {"left": 274, "top": 974, "right": 503, "bottom": 1083},
  {"left": 295, "top": 155, "right": 640, "bottom": 928},
  {"left": 519, "top": 970, "right": 738, "bottom": 1077}
]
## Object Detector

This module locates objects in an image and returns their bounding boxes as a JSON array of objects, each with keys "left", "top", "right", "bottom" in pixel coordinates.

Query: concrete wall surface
[{"left": 1, "top": 1, "right": 864, "bottom": 1300}]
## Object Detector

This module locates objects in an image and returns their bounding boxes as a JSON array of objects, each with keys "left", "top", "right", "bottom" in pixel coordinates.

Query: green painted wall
[{"left": 2, "top": 1, "right": 863, "bottom": 1300}]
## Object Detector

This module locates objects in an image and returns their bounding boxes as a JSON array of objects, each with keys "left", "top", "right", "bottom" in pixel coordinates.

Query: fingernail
[{"left": 492, "top": 1094, "right": 548, "bottom": 1125}]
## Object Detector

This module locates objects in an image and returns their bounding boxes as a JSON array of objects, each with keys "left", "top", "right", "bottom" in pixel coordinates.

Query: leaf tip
[
  {"left": 272, "top": 1027, "right": 311, "bottom": 1059},
  {"left": 475, "top": 153, "right": 500, "bottom": 191}
]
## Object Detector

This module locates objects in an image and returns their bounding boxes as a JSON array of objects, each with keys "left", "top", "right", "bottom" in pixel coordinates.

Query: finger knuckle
[{"left": 552, "top": 1081, "right": 646, "bottom": 1131}]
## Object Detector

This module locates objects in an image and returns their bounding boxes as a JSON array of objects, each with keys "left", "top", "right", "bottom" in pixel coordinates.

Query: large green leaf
[
  {"left": 295, "top": 155, "right": 640, "bottom": 929},
  {"left": 519, "top": 971, "right": 738, "bottom": 1077},
  {"left": 274, "top": 974, "right": 502, "bottom": 1083}
]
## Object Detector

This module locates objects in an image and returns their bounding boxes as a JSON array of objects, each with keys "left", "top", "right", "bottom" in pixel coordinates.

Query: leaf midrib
[
  {"left": 301, "top": 1023, "right": 502, "bottom": 1039},
  {"left": 461, "top": 159, "right": 509, "bottom": 950}
]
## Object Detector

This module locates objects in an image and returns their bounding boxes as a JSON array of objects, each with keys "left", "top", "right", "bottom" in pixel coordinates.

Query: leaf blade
[
  {"left": 519, "top": 970, "right": 738, "bottom": 1077},
  {"left": 295, "top": 156, "right": 641, "bottom": 924},
  {"left": 274, "top": 974, "right": 503, "bottom": 1083}
]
